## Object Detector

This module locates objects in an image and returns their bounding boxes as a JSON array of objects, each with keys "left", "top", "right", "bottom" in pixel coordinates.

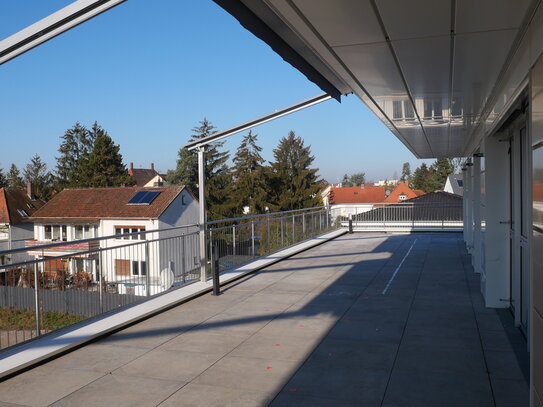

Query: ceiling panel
[
  {"left": 292, "top": 0, "right": 384, "bottom": 47},
  {"left": 334, "top": 42, "right": 408, "bottom": 99},
  {"left": 375, "top": 0, "right": 451, "bottom": 40},
  {"left": 393, "top": 123, "right": 434, "bottom": 158},
  {"left": 456, "top": 0, "right": 531, "bottom": 33},
  {"left": 392, "top": 36, "right": 451, "bottom": 123},
  {"left": 453, "top": 29, "right": 517, "bottom": 118},
  {"left": 422, "top": 121, "right": 450, "bottom": 157}
]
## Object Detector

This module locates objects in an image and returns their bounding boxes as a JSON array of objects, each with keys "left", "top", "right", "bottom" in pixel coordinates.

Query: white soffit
[{"left": 257, "top": 0, "right": 535, "bottom": 158}]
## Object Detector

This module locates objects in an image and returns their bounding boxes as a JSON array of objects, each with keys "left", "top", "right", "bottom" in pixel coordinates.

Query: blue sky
[{"left": 0, "top": 0, "right": 428, "bottom": 183}]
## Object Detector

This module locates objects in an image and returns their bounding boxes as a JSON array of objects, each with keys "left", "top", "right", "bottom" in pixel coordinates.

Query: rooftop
[
  {"left": 0, "top": 233, "right": 528, "bottom": 406},
  {"left": 329, "top": 186, "right": 386, "bottom": 204},
  {"left": 30, "top": 186, "right": 185, "bottom": 221}
]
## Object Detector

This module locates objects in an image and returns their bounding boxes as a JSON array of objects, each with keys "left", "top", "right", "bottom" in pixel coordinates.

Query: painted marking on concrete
[
  {"left": 381, "top": 239, "right": 417, "bottom": 295},
  {"left": 266, "top": 366, "right": 273, "bottom": 370}
]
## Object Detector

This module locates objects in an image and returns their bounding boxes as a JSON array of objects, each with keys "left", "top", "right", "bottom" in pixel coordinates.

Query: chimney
[
  {"left": 26, "top": 182, "right": 34, "bottom": 200},
  {"left": 130, "top": 162, "right": 134, "bottom": 171},
  {"left": 151, "top": 163, "right": 155, "bottom": 171}
]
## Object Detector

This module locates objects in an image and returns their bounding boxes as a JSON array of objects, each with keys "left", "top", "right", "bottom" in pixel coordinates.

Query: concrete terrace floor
[{"left": 0, "top": 233, "right": 529, "bottom": 407}]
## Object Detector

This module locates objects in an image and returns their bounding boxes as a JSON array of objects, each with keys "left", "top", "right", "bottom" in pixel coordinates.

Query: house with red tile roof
[
  {"left": 0, "top": 185, "right": 45, "bottom": 264},
  {"left": 322, "top": 185, "right": 386, "bottom": 218},
  {"left": 26, "top": 186, "right": 199, "bottom": 294},
  {"left": 128, "top": 163, "right": 167, "bottom": 187},
  {"left": 384, "top": 181, "right": 425, "bottom": 203}
]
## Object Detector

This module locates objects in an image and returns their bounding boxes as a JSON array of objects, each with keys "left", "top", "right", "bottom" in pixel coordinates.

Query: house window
[
  {"left": 18, "top": 209, "right": 29, "bottom": 217},
  {"left": 404, "top": 101, "right": 415, "bottom": 118},
  {"left": 392, "top": 100, "right": 402, "bottom": 119},
  {"left": 115, "top": 259, "right": 130, "bottom": 276},
  {"left": 399, "top": 194, "right": 408, "bottom": 201},
  {"left": 115, "top": 226, "right": 146, "bottom": 240},
  {"left": 181, "top": 195, "right": 186, "bottom": 205},
  {"left": 44, "top": 225, "right": 67, "bottom": 241},
  {"left": 132, "top": 260, "right": 147, "bottom": 276},
  {"left": 75, "top": 225, "right": 94, "bottom": 240}
]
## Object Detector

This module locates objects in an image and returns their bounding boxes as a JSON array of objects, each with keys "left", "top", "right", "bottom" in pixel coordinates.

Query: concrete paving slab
[
  {"left": 49, "top": 373, "right": 184, "bottom": 407},
  {"left": 382, "top": 368, "right": 494, "bottom": 407},
  {"left": 0, "top": 366, "right": 104, "bottom": 407},
  {"left": 114, "top": 348, "right": 223, "bottom": 382},
  {"left": 159, "top": 383, "right": 272, "bottom": 407},
  {"left": 191, "top": 355, "right": 299, "bottom": 393}
]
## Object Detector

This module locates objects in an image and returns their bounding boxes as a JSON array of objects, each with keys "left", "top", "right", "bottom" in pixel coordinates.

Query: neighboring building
[
  {"left": 444, "top": 173, "right": 463, "bottom": 196},
  {"left": 0, "top": 185, "right": 45, "bottom": 265},
  {"left": 322, "top": 185, "right": 386, "bottom": 218},
  {"left": 353, "top": 191, "right": 463, "bottom": 225},
  {"left": 375, "top": 179, "right": 399, "bottom": 187},
  {"left": 26, "top": 186, "right": 199, "bottom": 295},
  {"left": 128, "top": 163, "right": 167, "bottom": 187},
  {"left": 384, "top": 181, "right": 425, "bottom": 203}
]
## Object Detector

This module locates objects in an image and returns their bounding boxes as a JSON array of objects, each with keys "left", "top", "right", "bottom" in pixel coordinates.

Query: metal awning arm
[
  {"left": 185, "top": 93, "right": 333, "bottom": 150},
  {"left": 0, "top": 0, "right": 127, "bottom": 65}
]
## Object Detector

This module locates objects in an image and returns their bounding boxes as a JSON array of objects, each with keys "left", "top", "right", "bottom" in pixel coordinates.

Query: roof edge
[{"left": 213, "top": 0, "right": 342, "bottom": 101}]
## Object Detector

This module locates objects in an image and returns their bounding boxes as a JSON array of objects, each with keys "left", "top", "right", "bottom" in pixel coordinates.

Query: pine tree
[
  {"left": 428, "top": 158, "right": 454, "bottom": 191},
  {"left": 411, "top": 162, "right": 431, "bottom": 192},
  {"left": 23, "top": 154, "right": 52, "bottom": 200},
  {"left": 7, "top": 164, "right": 24, "bottom": 188},
  {"left": 229, "top": 131, "right": 269, "bottom": 215},
  {"left": 80, "top": 133, "right": 131, "bottom": 187},
  {"left": 55, "top": 122, "right": 100, "bottom": 189},
  {"left": 0, "top": 166, "right": 7, "bottom": 188},
  {"left": 168, "top": 119, "right": 230, "bottom": 218},
  {"left": 400, "top": 162, "right": 411, "bottom": 182},
  {"left": 270, "top": 131, "right": 321, "bottom": 211},
  {"left": 341, "top": 174, "right": 352, "bottom": 187}
]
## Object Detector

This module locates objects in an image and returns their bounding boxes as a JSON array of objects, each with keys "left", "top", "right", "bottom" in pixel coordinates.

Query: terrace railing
[
  {"left": 330, "top": 201, "right": 463, "bottom": 231},
  {"left": 0, "top": 206, "right": 337, "bottom": 350},
  {"left": 207, "top": 206, "right": 335, "bottom": 274}
]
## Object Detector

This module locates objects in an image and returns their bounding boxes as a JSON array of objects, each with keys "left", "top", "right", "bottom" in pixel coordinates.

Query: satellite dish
[{"left": 160, "top": 268, "right": 174, "bottom": 291}]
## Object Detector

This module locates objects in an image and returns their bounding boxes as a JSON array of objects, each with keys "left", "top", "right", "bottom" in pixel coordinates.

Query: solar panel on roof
[{"left": 128, "top": 190, "right": 161, "bottom": 205}]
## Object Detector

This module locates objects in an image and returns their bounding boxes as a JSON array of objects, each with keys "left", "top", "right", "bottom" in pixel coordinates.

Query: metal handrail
[
  {"left": 0, "top": 223, "right": 199, "bottom": 256},
  {"left": 206, "top": 206, "right": 325, "bottom": 225}
]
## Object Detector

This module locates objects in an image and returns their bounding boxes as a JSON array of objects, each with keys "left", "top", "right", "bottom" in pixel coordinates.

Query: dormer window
[
  {"left": 18, "top": 209, "right": 29, "bottom": 217},
  {"left": 399, "top": 194, "right": 408, "bottom": 201}
]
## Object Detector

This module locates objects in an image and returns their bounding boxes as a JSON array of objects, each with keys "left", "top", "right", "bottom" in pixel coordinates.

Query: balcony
[
  {"left": 25, "top": 239, "right": 100, "bottom": 254},
  {"left": 0, "top": 232, "right": 528, "bottom": 406}
]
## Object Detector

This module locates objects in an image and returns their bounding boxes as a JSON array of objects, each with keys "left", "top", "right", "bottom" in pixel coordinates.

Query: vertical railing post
[
  {"left": 232, "top": 225, "right": 236, "bottom": 256},
  {"left": 280, "top": 217, "right": 284, "bottom": 247},
  {"left": 145, "top": 239, "right": 150, "bottom": 297},
  {"left": 251, "top": 222, "right": 255, "bottom": 257},
  {"left": 292, "top": 215, "right": 295, "bottom": 244},
  {"left": 212, "top": 243, "right": 220, "bottom": 296},
  {"left": 267, "top": 217, "right": 270, "bottom": 254},
  {"left": 181, "top": 233, "right": 186, "bottom": 284},
  {"left": 302, "top": 212, "right": 306, "bottom": 236},
  {"left": 33, "top": 261, "right": 41, "bottom": 336}
]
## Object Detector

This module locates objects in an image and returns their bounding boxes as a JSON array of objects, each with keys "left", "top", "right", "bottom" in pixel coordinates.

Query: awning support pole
[{"left": 198, "top": 146, "right": 207, "bottom": 282}]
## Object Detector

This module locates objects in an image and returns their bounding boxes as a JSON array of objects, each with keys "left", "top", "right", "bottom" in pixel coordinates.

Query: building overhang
[{"left": 214, "top": 0, "right": 541, "bottom": 158}]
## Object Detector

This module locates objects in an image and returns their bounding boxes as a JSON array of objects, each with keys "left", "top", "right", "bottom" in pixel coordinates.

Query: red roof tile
[
  {"left": 0, "top": 188, "right": 45, "bottom": 224},
  {"left": 384, "top": 182, "right": 424, "bottom": 203},
  {"left": 329, "top": 186, "right": 386, "bottom": 204},
  {"left": 30, "top": 186, "right": 184, "bottom": 220}
]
